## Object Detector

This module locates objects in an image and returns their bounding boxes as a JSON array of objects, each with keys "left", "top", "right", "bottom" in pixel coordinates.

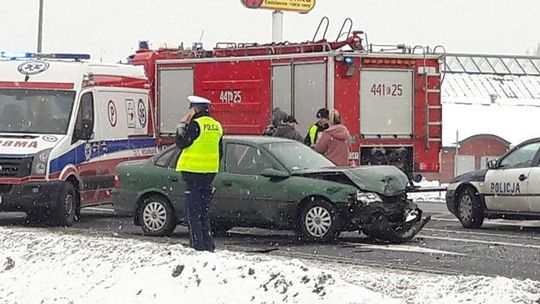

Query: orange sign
[{"left": 241, "top": 0, "right": 316, "bottom": 13}]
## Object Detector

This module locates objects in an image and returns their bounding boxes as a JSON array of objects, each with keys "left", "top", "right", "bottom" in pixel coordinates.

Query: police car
[{"left": 446, "top": 137, "right": 540, "bottom": 228}]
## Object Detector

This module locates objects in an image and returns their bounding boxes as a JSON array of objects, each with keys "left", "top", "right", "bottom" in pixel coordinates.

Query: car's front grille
[{"left": 0, "top": 157, "right": 32, "bottom": 178}]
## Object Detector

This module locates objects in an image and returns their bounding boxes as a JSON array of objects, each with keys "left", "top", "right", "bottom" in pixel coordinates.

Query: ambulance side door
[
  {"left": 484, "top": 141, "right": 540, "bottom": 212},
  {"left": 72, "top": 91, "right": 103, "bottom": 205}
]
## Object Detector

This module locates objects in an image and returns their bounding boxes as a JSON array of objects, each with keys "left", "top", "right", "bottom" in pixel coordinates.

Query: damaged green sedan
[{"left": 112, "top": 136, "right": 429, "bottom": 243}]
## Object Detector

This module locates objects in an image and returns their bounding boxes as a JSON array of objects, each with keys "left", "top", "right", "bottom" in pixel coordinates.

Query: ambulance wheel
[
  {"left": 139, "top": 195, "right": 177, "bottom": 236},
  {"left": 457, "top": 186, "right": 484, "bottom": 229},
  {"left": 52, "top": 182, "right": 77, "bottom": 227},
  {"left": 298, "top": 199, "right": 340, "bottom": 243}
]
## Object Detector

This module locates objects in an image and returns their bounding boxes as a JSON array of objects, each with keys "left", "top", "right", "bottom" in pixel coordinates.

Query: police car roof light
[{"left": 0, "top": 51, "right": 90, "bottom": 60}]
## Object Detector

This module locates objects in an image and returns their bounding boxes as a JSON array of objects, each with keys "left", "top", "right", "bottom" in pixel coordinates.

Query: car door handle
[
  {"left": 168, "top": 176, "right": 179, "bottom": 182},
  {"left": 519, "top": 174, "right": 527, "bottom": 181},
  {"left": 223, "top": 181, "right": 232, "bottom": 187}
]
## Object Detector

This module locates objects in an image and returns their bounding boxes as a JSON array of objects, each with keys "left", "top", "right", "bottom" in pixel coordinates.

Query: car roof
[{"left": 222, "top": 135, "right": 297, "bottom": 145}]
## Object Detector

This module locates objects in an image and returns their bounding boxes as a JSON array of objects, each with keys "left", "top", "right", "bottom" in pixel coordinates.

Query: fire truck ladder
[{"left": 413, "top": 45, "right": 443, "bottom": 149}]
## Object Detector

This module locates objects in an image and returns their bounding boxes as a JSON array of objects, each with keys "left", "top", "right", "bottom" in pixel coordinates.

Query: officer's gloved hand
[{"left": 176, "top": 122, "right": 187, "bottom": 138}]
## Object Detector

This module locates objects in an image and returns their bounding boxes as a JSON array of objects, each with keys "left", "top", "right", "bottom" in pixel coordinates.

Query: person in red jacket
[{"left": 313, "top": 110, "right": 351, "bottom": 166}]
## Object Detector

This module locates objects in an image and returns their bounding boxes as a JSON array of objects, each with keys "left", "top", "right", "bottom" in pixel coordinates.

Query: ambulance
[{"left": 0, "top": 52, "right": 156, "bottom": 226}]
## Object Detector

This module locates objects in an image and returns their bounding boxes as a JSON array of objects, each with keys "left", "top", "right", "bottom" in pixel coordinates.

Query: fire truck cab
[
  {"left": 0, "top": 52, "right": 155, "bottom": 225},
  {"left": 129, "top": 25, "right": 443, "bottom": 180}
]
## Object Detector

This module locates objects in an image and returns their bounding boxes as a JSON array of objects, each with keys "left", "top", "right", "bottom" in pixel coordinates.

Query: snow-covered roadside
[
  {"left": 1, "top": 227, "right": 539, "bottom": 304},
  {"left": 408, "top": 179, "right": 447, "bottom": 203}
]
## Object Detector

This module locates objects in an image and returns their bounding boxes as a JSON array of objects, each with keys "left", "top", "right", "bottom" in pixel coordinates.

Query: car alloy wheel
[
  {"left": 139, "top": 195, "right": 177, "bottom": 236},
  {"left": 298, "top": 199, "right": 340, "bottom": 242},
  {"left": 143, "top": 202, "right": 167, "bottom": 231},
  {"left": 305, "top": 206, "right": 332, "bottom": 237}
]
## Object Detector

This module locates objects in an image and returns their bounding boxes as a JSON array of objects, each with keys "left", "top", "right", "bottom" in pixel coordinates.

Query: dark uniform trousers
[{"left": 182, "top": 172, "right": 216, "bottom": 251}]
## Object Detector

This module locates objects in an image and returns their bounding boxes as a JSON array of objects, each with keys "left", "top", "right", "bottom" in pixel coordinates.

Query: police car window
[
  {"left": 155, "top": 148, "right": 176, "bottom": 168},
  {"left": 225, "top": 143, "right": 276, "bottom": 175},
  {"left": 499, "top": 142, "right": 540, "bottom": 169}
]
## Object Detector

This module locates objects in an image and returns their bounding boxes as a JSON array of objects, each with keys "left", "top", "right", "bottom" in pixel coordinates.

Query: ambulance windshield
[{"left": 0, "top": 89, "right": 75, "bottom": 134}]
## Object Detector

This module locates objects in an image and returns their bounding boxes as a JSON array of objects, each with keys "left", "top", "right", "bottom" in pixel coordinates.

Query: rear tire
[
  {"left": 298, "top": 199, "right": 340, "bottom": 242},
  {"left": 457, "top": 187, "right": 484, "bottom": 229},
  {"left": 51, "top": 182, "right": 77, "bottom": 226},
  {"left": 139, "top": 195, "right": 177, "bottom": 236}
]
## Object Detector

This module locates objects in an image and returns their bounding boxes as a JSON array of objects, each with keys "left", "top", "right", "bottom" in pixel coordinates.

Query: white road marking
[
  {"left": 423, "top": 228, "right": 540, "bottom": 241},
  {"left": 419, "top": 235, "right": 540, "bottom": 249},
  {"left": 342, "top": 242, "right": 465, "bottom": 256}
]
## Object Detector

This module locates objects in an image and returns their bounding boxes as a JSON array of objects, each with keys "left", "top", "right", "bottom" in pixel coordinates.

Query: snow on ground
[
  {"left": 1, "top": 227, "right": 539, "bottom": 304},
  {"left": 408, "top": 179, "right": 447, "bottom": 203}
]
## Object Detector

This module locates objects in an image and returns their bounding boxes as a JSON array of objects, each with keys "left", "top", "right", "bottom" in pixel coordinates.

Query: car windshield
[
  {"left": 0, "top": 89, "right": 76, "bottom": 134},
  {"left": 262, "top": 141, "right": 335, "bottom": 171}
]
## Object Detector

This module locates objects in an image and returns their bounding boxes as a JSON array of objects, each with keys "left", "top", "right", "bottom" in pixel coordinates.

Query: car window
[
  {"left": 262, "top": 142, "right": 335, "bottom": 171},
  {"left": 499, "top": 142, "right": 540, "bottom": 169},
  {"left": 155, "top": 148, "right": 177, "bottom": 168},
  {"left": 225, "top": 143, "right": 276, "bottom": 175}
]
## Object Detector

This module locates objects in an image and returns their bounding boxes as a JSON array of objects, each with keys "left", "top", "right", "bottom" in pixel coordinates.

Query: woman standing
[{"left": 313, "top": 110, "right": 352, "bottom": 166}]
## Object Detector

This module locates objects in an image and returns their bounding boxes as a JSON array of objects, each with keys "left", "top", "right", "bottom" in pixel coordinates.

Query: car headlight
[
  {"left": 31, "top": 148, "right": 52, "bottom": 176},
  {"left": 355, "top": 191, "right": 383, "bottom": 205}
]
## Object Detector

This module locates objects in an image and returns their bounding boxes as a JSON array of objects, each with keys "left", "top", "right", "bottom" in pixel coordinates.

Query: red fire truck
[{"left": 128, "top": 21, "right": 443, "bottom": 179}]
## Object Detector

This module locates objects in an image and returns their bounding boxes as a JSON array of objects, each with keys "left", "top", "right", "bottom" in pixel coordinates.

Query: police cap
[{"left": 188, "top": 95, "right": 211, "bottom": 107}]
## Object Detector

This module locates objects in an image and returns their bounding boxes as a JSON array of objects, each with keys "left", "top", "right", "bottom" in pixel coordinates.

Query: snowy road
[
  {"left": 1, "top": 201, "right": 540, "bottom": 303},
  {"left": 1, "top": 200, "right": 539, "bottom": 282}
]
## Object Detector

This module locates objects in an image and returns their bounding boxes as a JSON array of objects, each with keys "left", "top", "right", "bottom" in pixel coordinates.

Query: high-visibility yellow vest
[
  {"left": 176, "top": 116, "right": 223, "bottom": 173},
  {"left": 308, "top": 124, "right": 319, "bottom": 144}
]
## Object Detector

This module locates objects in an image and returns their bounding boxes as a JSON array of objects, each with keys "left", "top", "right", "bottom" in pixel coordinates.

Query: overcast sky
[{"left": 1, "top": 0, "right": 539, "bottom": 62}]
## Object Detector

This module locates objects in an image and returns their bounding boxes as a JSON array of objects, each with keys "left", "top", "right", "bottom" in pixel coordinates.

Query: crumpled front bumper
[{"left": 346, "top": 195, "right": 430, "bottom": 243}]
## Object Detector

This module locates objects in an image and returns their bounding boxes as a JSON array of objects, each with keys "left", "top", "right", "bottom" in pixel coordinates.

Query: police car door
[
  {"left": 484, "top": 141, "right": 540, "bottom": 211},
  {"left": 523, "top": 141, "right": 540, "bottom": 213}
]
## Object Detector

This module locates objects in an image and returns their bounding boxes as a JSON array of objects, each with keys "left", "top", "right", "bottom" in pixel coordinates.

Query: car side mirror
[
  {"left": 487, "top": 159, "right": 498, "bottom": 169},
  {"left": 261, "top": 168, "right": 289, "bottom": 178}
]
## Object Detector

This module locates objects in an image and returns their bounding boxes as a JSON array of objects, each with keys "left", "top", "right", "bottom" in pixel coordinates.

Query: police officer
[
  {"left": 304, "top": 108, "right": 329, "bottom": 145},
  {"left": 176, "top": 95, "right": 223, "bottom": 252}
]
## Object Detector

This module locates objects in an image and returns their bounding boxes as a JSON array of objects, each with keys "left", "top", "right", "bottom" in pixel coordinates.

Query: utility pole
[
  {"left": 37, "top": 0, "right": 44, "bottom": 52},
  {"left": 272, "top": 10, "right": 283, "bottom": 42}
]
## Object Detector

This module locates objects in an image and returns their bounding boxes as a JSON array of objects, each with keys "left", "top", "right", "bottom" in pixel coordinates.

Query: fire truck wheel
[
  {"left": 457, "top": 186, "right": 484, "bottom": 229},
  {"left": 139, "top": 195, "right": 177, "bottom": 236},
  {"left": 297, "top": 199, "right": 340, "bottom": 243},
  {"left": 52, "top": 182, "right": 77, "bottom": 227}
]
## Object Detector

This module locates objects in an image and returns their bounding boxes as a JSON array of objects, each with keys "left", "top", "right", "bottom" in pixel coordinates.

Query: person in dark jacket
[
  {"left": 175, "top": 95, "right": 223, "bottom": 252},
  {"left": 263, "top": 107, "right": 288, "bottom": 136},
  {"left": 273, "top": 115, "right": 303, "bottom": 142},
  {"left": 304, "top": 108, "right": 329, "bottom": 145}
]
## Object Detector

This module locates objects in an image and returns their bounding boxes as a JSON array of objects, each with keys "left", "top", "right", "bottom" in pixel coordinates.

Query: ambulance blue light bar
[{"left": 0, "top": 51, "right": 90, "bottom": 60}]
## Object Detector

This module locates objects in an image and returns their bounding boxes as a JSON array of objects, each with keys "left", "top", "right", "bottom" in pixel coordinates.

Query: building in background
[{"left": 425, "top": 53, "right": 540, "bottom": 182}]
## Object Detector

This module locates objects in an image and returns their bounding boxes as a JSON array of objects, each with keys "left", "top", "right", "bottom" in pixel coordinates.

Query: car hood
[
  {"left": 293, "top": 165, "right": 409, "bottom": 196},
  {"left": 450, "top": 169, "right": 489, "bottom": 184}
]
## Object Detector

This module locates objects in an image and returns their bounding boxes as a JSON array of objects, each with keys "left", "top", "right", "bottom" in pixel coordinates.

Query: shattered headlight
[{"left": 355, "top": 191, "right": 383, "bottom": 205}]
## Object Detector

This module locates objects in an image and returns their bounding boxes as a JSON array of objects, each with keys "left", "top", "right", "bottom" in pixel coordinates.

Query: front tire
[
  {"left": 457, "top": 187, "right": 484, "bottom": 229},
  {"left": 51, "top": 182, "right": 77, "bottom": 226},
  {"left": 298, "top": 199, "right": 340, "bottom": 242},
  {"left": 139, "top": 195, "right": 177, "bottom": 236}
]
